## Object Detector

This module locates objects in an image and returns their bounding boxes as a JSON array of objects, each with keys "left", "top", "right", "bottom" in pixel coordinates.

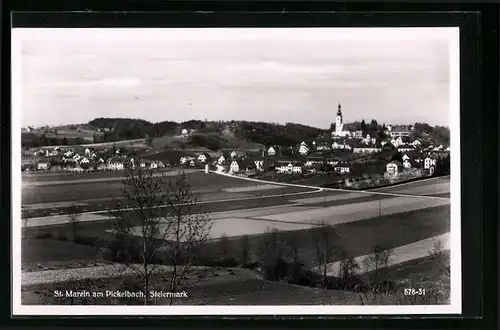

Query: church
[{"left": 331, "top": 104, "right": 351, "bottom": 138}]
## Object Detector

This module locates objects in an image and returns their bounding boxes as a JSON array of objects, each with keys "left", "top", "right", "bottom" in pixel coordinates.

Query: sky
[{"left": 13, "top": 28, "right": 457, "bottom": 129}]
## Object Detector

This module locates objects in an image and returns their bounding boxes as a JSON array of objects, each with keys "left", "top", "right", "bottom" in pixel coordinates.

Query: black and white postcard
[{"left": 12, "top": 27, "right": 461, "bottom": 315}]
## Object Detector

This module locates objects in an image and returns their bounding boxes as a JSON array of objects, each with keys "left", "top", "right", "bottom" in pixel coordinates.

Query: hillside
[{"left": 22, "top": 117, "right": 450, "bottom": 151}]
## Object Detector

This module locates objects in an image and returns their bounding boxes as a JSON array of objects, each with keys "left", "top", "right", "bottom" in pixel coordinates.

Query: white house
[
  {"left": 230, "top": 150, "right": 238, "bottom": 159},
  {"left": 326, "top": 158, "right": 338, "bottom": 166},
  {"left": 386, "top": 160, "right": 404, "bottom": 175},
  {"left": 217, "top": 154, "right": 226, "bottom": 165},
  {"left": 305, "top": 157, "right": 324, "bottom": 167},
  {"left": 298, "top": 144, "right": 310, "bottom": 156},
  {"left": 389, "top": 126, "right": 411, "bottom": 138},
  {"left": 402, "top": 154, "right": 411, "bottom": 162},
  {"left": 445, "top": 146, "right": 451, "bottom": 152},
  {"left": 85, "top": 148, "right": 91, "bottom": 156},
  {"left": 398, "top": 144, "right": 415, "bottom": 152},
  {"left": 276, "top": 161, "right": 303, "bottom": 174},
  {"left": 353, "top": 130, "right": 363, "bottom": 139},
  {"left": 334, "top": 163, "right": 351, "bottom": 174},
  {"left": 332, "top": 142, "right": 352, "bottom": 150},
  {"left": 180, "top": 156, "right": 194, "bottom": 165},
  {"left": 107, "top": 158, "right": 124, "bottom": 171},
  {"left": 80, "top": 157, "right": 90, "bottom": 164},
  {"left": 37, "top": 161, "right": 50, "bottom": 171},
  {"left": 198, "top": 153, "right": 210, "bottom": 163},
  {"left": 181, "top": 128, "right": 189, "bottom": 136},
  {"left": 411, "top": 139, "right": 422, "bottom": 148},
  {"left": 424, "top": 156, "right": 437, "bottom": 170},
  {"left": 229, "top": 160, "right": 241, "bottom": 173},
  {"left": 254, "top": 159, "right": 265, "bottom": 171},
  {"left": 267, "top": 146, "right": 276, "bottom": 156},
  {"left": 316, "top": 143, "right": 331, "bottom": 151},
  {"left": 353, "top": 146, "right": 382, "bottom": 154}
]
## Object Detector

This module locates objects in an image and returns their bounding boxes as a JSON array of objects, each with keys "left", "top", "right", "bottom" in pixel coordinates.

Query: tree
[
  {"left": 62, "top": 137, "right": 68, "bottom": 145},
  {"left": 109, "top": 167, "right": 213, "bottom": 305},
  {"left": 311, "top": 221, "right": 339, "bottom": 288},
  {"left": 337, "top": 249, "right": 360, "bottom": 290},
  {"left": 360, "top": 120, "right": 367, "bottom": 132},
  {"left": 427, "top": 239, "right": 450, "bottom": 276},
  {"left": 218, "top": 233, "right": 231, "bottom": 261},
  {"left": 363, "top": 244, "right": 393, "bottom": 286},
  {"left": 285, "top": 231, "right": 303, "bottom": 283},
  {"left": 240, "top": 235, "right": 250, "bottom": 268},
  {"left": 258, "top": 227, "right": 288, "bottom": 281},
  {"left": 67, "top": 204, "right": 80, "bottom": 242}
]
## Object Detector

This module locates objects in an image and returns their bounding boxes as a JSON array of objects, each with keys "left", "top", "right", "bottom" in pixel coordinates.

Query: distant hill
[{"left": 22, "top": 117, "right": 449, "bottom": 150}]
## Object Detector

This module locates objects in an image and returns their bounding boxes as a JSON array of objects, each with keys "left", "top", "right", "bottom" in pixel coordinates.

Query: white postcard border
[{"left": 11, "top": 27, "right": 461, "bottom": 316}]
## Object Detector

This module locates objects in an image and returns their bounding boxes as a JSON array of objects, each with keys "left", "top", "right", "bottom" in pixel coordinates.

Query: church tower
[{"left": 335, "top": 104, "right": 343, "bottom": 135}]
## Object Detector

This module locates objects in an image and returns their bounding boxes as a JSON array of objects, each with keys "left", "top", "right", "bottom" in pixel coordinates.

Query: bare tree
[
  {"left": 427, "top": 239, "right": 450, "bottom": 276},
  {"left": 158, "top": 169, "right": 213, "bottom": 305},
  {"left": 67, "top": 204, "right": 80, "bottom": 242},
  {"left": 109, "top": 167, "right": 213, "bottom": 305},
  {"left": 337, "top": 249, "right": 360, "bottom": 290},
  {"left": 285, "top": 231, "right": 303, "bottom": 283},
  {"left": 218, "top": 233, "right": 231, "bottom": 261},
  {"left": 363, "top": 244, "right": 393, "bottom": 285},
  {"left": 258, "top": 227, "right": 288, "bottom": 281},
  {"left": 311, "top": 221, "right": 338, "bottom": 288},
  {"left": 240, "top": 235, "right": 250, "bottom": 268}
]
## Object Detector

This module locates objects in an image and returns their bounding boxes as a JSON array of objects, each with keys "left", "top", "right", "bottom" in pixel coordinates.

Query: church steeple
[{"left": 337, "top": 103, "right": 342, "bottom": 116}]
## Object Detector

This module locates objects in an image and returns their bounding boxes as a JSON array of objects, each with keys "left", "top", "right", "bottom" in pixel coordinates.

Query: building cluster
[{"left": 22, "top": 147, "right": 165, "bottom": 172}]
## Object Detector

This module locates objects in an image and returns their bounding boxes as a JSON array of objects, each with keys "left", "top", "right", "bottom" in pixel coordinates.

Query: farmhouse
[
  {"left": 325, "top": 157, "right": 338, "bottom": 166},
  {"left": 197, "top": 153, "right": 211, "bottom": 163},
  {"left": 334, "top": 162, "right": 351, "bottom": 174},
  {"left": 386, "top": 160, "right": 404, "bottom": 176},
  {"left": 36, "top": 160, "right": 50, "bottom": 171},
  {"left": 353, "top": 130, "right": 363, "bottom": 139},
  {"left": 276, "top": 161, "right": 303, "bottom": 174},
  {"left": 424, "top": 155, "right": 438, "bottom": 170},
  {"left": 305, "top": 156, "right": 325, "bottom": 167},
  {"left": 267, "top": 146, "right": 277, "bottom": 156},
  {"left": 397, "top": 144, "right": 415, "bottom": 152},
  {"left": 331, "top": 141, "right": 352, "bottom": 151},
  {"left": 180, "top": 156, "right": 195, "bottom": 165},
  {"left": 298, "top": 143, "right": 310, "bottom": 156},
  {"left": 402, "top": 158, "right": 420, "bottom": 169},
  {"left": 352, "top": 142, "right": 382, "bottom": 154},
  {"left": 254, "top": 158, "right": 266, "bottom": 172},
  {"left": 107, "top": 158, "right": 125, "bottom": 171},
  {"left": 389, "top": 126, "right": 411, "bottom": 138},
  {"left": 316, "top": 142, "right": 331, "bottom": 151},
  {"left": 229, "top": 159, "right": 254, "bottom": 174},
  {"left": 411, "top": 139, "right": 422, "bottom": 148}
]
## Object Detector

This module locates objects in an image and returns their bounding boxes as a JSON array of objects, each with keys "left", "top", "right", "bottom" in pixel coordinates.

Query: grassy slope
[{"left": 21, "top": 253, "right": 449, "bottom": 305}]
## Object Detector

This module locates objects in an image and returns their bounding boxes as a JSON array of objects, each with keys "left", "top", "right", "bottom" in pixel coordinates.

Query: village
[{"left": 21, "top": 105, "right": 450, "bottom": 189}]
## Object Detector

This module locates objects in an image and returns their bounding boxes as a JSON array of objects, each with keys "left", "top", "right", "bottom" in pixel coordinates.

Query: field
[{"left": 20, "top": 170, "right": 452, "bottom": 305}]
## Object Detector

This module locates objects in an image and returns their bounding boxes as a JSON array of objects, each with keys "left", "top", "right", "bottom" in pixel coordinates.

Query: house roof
[
  {"left": 306, "top": 156, "right": 325, "bottom": 161},
  {"left": 388, "top": 160, "right": 404, "bottom": 167},
  {"left": 335, "top": 161, "right": 351, "bottom": 167},
  {"left": 392, "top": 126, "right": 411, "bottom": 133},
  {"left": 107, "top": 157, "right": 124, "bottom": 163},
  {"left": 276, "top": 160, "right": 303, "bottom": 166}
]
